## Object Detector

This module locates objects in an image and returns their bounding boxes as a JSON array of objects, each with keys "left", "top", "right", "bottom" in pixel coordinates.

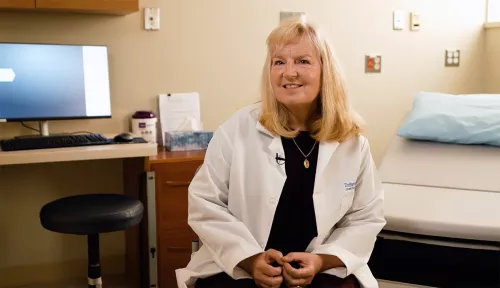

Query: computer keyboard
[{"left": 0, "top": 133, "right": 112, "bottom": 151}]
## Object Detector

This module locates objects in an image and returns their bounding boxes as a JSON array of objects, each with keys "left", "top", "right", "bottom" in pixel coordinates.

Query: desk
[
  {"left": 0, "top": 141, "right": 157, "bottom": 288},
  {"left": 0, "top": 142, "right": 157, "bottom": 166}
]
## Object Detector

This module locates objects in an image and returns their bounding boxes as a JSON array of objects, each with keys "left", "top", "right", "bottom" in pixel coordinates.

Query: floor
[
  {"left": 10, "top": 278, "right": 432, "bottom": 288},
  {"left": 8, "top": 275, "right": 132, "bottom": 288}
]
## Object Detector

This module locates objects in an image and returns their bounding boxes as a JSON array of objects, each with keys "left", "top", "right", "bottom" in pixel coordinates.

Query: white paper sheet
[{"left": 158, "top": 92, "right": 201, "bottom": 146}]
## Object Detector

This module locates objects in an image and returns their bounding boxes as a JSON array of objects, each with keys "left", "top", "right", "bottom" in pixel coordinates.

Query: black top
[{"left": 265, "top": 131, "right": 319, "bottom": 256}]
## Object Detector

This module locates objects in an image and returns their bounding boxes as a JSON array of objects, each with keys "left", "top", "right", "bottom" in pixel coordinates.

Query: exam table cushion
[
  {"left": 379, "top": 135, "right": 500, "bottom": 242},
  {"left": 40, "top": 194, "right": 144, "bottom": 235},
  {"left": 382, "top": 183, "right": 500, "bottom": 242},
  {"left": 397, "top": 92, "right": 500, "bottom": 146}
]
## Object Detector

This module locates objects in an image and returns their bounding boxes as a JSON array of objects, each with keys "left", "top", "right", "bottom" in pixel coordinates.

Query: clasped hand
[{"left": 240, "top": 249, "right": 323, "bottom": 288}]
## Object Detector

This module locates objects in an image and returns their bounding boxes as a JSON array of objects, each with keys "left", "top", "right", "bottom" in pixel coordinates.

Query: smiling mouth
[{"left": 283, "top": 84, "right": 303, "bottom": 89}]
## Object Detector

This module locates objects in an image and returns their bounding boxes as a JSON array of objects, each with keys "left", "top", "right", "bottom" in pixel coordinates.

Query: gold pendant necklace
[
  {"left": 292, "top": 138, "right": 317, "bottom": 169},
  {"left": 304, "top": 159, "right": 310, "bottom": 169}
]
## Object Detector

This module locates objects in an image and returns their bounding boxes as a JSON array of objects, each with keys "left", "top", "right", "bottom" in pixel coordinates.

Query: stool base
[
  {"left": 88, "top": 234, "right": 102, "bottom": 288},
  {"left": 88, "top": 277, "right": 103, "bottom": 288}
]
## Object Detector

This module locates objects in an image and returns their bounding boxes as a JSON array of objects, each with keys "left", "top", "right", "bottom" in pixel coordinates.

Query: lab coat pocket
[{"left": 340, "top": 190, "right": 355, "bottom": 215}]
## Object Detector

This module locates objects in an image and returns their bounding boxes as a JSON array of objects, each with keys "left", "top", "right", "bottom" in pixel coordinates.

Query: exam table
[{"left": 368, "top": 135, "right": 500, "bottom": 288}]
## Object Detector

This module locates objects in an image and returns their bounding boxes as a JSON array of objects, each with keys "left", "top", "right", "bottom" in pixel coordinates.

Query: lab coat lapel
[
  {"left": 314, "top": 140, "right": 339, "bottom": 192},
  {"left": 267, "top": 136, "right": 286, "bottom": 176},
  {"left": 256, "top": 121, "right": 286, "bottom": 177},
  {"left": 314, "top": 141, "right": 339, "bottom": 237},
  {"left": 255, "top": 121, "right": 287, "bottom": 213}
]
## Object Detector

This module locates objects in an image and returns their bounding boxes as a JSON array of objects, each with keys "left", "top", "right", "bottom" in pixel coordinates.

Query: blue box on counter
[{"left": 164, "top": 131, "right": 214, "bottom": 151}]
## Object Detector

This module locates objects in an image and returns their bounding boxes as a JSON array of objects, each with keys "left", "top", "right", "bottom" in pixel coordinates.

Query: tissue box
[{"left": 164, "top": 131, "right": 214, "bottom": 151}]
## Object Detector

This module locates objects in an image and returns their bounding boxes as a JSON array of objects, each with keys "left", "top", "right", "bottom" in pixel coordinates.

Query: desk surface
[{"left": 0, "top": 142, "right": 158, "bottom": 166}]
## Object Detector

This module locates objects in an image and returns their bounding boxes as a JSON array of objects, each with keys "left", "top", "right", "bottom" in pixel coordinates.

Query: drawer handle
[
  {"left": 167, "top": 246, "right": 192, "bottom": 252},
  {"left": 165, "top": 181, "right": 191, "bottom": 187}
]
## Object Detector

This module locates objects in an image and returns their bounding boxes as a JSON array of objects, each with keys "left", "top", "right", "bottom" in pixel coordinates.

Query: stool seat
[{"left": 40, "top": 194, "right": 144, "bottom": 235}]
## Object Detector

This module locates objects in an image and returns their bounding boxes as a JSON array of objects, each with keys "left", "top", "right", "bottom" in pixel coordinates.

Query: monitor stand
[
  {"left": 40, "top": 121, "right": 49, "bottom": 136},
  {"left": 15, "top": 121, "right": 69, "bottom": 139}
]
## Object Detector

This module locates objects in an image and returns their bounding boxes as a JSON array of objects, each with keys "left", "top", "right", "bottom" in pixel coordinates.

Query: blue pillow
[{"left": 397, "top": 92, "right": 500, "bottom": 146}]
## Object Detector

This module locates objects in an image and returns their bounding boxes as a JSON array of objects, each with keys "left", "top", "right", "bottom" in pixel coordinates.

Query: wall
[
  {"left": 0, "top": 0, "right": 488, "bottom": 286},
  {"left": 485, "top": 27, "right": 500, "bottom": 92}
]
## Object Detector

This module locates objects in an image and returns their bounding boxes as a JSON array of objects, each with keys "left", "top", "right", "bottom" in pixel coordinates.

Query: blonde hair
[{"left": 259, "top": 20, "right": 364, "bottom": 142}]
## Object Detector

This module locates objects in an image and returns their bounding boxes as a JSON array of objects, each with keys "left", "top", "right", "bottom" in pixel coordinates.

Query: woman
[{"left": 176, "top": 19, "right": 386, "bottom": 288}]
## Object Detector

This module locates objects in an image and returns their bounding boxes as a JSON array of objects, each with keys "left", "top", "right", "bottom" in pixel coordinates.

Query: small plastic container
[{"left": 131, "top": 111, "right": 157, "bottom": 144}]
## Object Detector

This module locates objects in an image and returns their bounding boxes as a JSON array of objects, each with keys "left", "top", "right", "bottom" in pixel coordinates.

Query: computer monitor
[{"left": 0, "top": 42, "right": 112, "bottom": 136}]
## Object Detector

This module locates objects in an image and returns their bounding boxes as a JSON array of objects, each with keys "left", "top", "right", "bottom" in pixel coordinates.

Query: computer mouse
[{"left": 114, "top": 132, "right": 134, "bottom": 143}]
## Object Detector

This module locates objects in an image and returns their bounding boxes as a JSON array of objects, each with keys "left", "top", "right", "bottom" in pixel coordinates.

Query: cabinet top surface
[{"left": 149, "top": 148, "right": 206, "bottom": 166}]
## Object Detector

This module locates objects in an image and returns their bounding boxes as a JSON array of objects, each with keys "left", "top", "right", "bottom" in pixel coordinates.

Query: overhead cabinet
[
  {"left": 0, "top": 0, "right": 139, "bottom": 15},
  {"left": 0, "top": 0, "right": 36, "bottom": 9}
]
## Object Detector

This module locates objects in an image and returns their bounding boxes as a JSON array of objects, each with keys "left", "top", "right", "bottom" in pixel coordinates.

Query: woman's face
[{"left": 270, "top": 37, "right": 322, "bottom": 109}]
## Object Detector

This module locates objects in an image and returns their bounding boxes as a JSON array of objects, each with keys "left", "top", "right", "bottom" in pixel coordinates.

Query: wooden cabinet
[
  {"left": 36, "top": 0, "right": 138, "bottom": 15},
  {"left": 0, "top": 0, "right": 35, "bottom": 9},
  {"left": 148, "top": 150, "right": 206, "bottom": 288},
  {"left": 0, "top": 0, "right": 138, "bottom": 15}
]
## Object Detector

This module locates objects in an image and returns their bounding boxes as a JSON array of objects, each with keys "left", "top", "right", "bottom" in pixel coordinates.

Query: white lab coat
[{"left": 175, "top": 104, "right": 386, "bottom": 288}]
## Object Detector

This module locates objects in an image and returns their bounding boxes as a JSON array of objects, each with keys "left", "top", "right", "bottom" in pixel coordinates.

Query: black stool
[{"left": 40, "top": 194, "right": 144, "bottom": 288}]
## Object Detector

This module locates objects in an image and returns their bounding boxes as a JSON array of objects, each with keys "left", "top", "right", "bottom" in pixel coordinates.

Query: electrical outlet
[
  {"left": 445, "top": 49, "right": 460, "bottom": 67},
  {"left": 365, "top": 54, "right": 382, "bottom": 73},
  {"left": 144, "top": 8, "right": 160, "bottom": 31},
  {"left": 280, "top": 11, "right": 306, "bottom": 23}
]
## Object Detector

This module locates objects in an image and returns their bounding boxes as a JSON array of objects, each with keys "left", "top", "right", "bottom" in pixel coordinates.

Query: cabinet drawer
[
  {"left": 154, "top": 161, "right": 202, "bottom": 231},
  {"left": 157, "top": 183, "right": 192, "bottom": 230},
  {"left": 161, "top": 228, "right": 198, "bottom": 247},
  {"left": 153, "top": 161, "right": 201, "bottom": 183},
  {"left": 159, "top": 245, "right": 193, "bottom": 288}
]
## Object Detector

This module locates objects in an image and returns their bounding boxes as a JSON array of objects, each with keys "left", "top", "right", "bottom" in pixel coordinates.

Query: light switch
[
  {"left": 365, "top": 54, "right": 382, "bottom": 73},
  {"left": 144, "top": 8, "right": 160, "bottom": 31},
  {"left": 410, "top": 12, "right": 420, "bottom": 31},
  {"left": 393, "top": 10, "right": 404, "bottom": 30}
]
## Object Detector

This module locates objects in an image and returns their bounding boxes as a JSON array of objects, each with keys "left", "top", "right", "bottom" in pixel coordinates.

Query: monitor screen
[{"left": 0, "top": 43, "right": 111, "bottom": 121}]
